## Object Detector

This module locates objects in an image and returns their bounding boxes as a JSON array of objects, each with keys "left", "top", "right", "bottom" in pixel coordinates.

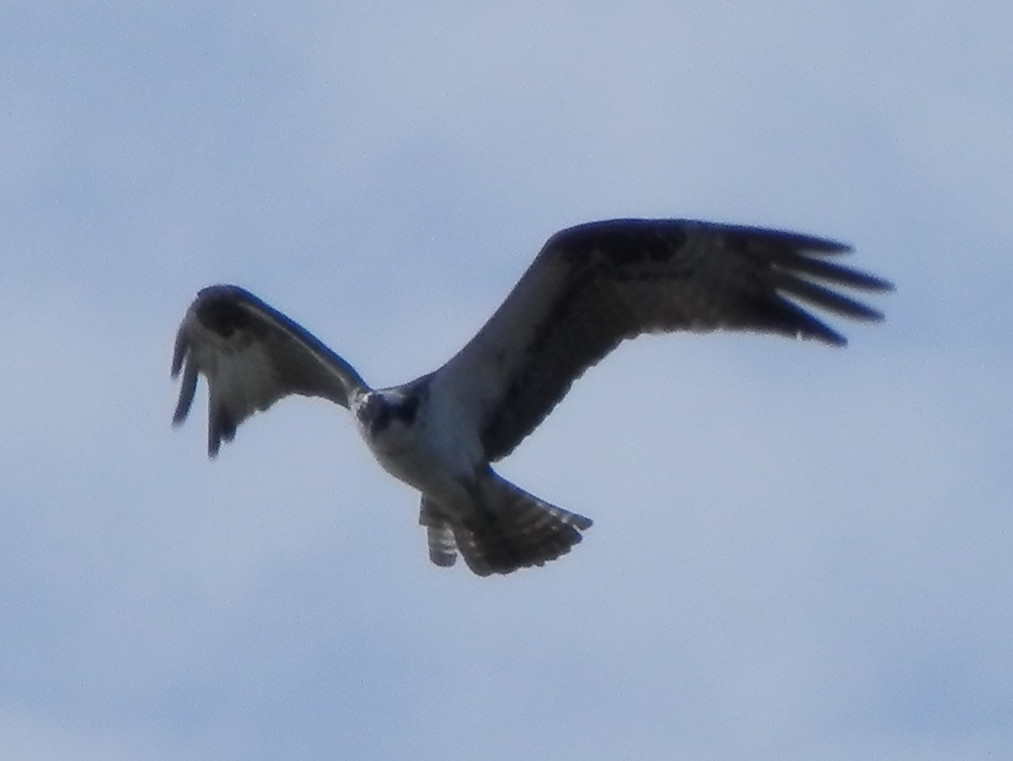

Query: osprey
[{"left": 171, "top": 218, "right": 891, "bottom": 576}]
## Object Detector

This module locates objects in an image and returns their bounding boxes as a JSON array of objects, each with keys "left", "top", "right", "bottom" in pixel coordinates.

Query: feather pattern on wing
[
  {"left": 437, "top": 219, "right": 893, "bottom": 461},
  {"left": 171, "top": 284, "right": 368, "bottom": 456}
]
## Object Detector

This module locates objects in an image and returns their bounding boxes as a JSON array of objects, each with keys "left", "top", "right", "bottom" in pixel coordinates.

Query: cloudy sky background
[{"left": 2, "top": 1, "right": 1011, "bottom": 759}]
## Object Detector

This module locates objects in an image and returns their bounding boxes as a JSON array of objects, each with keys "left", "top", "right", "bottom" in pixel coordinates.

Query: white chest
[{"left": 354, "top": 385, "right": 481, "bottom": 500}]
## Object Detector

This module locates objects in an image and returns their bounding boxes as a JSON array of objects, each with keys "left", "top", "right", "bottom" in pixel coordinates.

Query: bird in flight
[{"left": 171, "top": 218, "right": 891, "bottom": 576}]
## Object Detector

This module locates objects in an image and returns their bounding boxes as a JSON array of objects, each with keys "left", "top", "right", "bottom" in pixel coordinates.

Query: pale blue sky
[{"left": 2, "top": 2, "right": 1011, "bottom": 759}]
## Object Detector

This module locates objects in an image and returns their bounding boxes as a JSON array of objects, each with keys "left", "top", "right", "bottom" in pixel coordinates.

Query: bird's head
[{"left": 356, "top": 389, "right": 421, "bottom": 438}]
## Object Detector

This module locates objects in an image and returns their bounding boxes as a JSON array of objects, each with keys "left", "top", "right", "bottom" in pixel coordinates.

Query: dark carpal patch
[
  {"left": 196, "top": 291, "right": 260, "bottom": 339},
  {"left": 554, "top": 219, "right": 687, "bottom": 268}
]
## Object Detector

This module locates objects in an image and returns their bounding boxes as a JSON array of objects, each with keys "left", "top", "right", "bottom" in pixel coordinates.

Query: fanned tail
[{"left": 419, "top": 474, "right": 592, "bottom": 576}]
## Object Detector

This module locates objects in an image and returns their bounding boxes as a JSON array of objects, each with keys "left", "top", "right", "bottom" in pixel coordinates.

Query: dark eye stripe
[{"left": 394, "top": 395, "right": 420, "bottom": 425}]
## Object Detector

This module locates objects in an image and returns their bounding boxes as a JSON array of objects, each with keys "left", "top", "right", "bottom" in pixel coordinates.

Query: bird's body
[
  {"left": 353, "top": 380, "right": 474, "bottom": 509},
  {"left": 171, "top": 218, "right": 891, "bottom": 576}
]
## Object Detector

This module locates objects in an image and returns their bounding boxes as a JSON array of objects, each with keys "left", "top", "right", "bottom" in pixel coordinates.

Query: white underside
[{"left": 351, "top": 384, "right": 484, "bottom": 514}]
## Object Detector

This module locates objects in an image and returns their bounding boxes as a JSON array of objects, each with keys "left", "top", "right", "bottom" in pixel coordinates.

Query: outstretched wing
[
  {"left": 437, "top": 218, "right": 893, "bottom": 462},
  {"left": 171, "top": 284, "right": 368, "bottom": 456}
]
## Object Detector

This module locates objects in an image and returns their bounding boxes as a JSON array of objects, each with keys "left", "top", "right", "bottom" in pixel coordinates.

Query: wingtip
[
  {"left": 864, "top": 306, "right": 887, "bottom": 322},
  {"left": 170, "top": 326, "right": 188, "bottom": 379},
  {"left": 207, "top": 424, "right": 223, "bottom": 458},
  {"left": 873, "top": 276, "right": 896, "bottom": 293},
  {"left": 171, "top": 359, "right": 199, "bottom": 426}
]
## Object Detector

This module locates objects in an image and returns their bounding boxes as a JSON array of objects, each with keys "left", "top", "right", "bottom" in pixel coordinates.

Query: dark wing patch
[
  {"left": 436, "top": 218, "right": 892, "bottom": 462},
  {"left": 171, "top": 285, "right": 368, "bottom": 456},
  {"left": 555, "top": 220, "right": 688, "bottom": 266}
]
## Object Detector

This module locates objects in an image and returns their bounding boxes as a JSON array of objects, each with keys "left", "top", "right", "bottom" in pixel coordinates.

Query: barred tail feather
[
  {"left": 419, "top": 497, "right": 458, "bottom": 568},
  {"left": 456, "top": 474, "right": 592, "bottom": 576}
]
